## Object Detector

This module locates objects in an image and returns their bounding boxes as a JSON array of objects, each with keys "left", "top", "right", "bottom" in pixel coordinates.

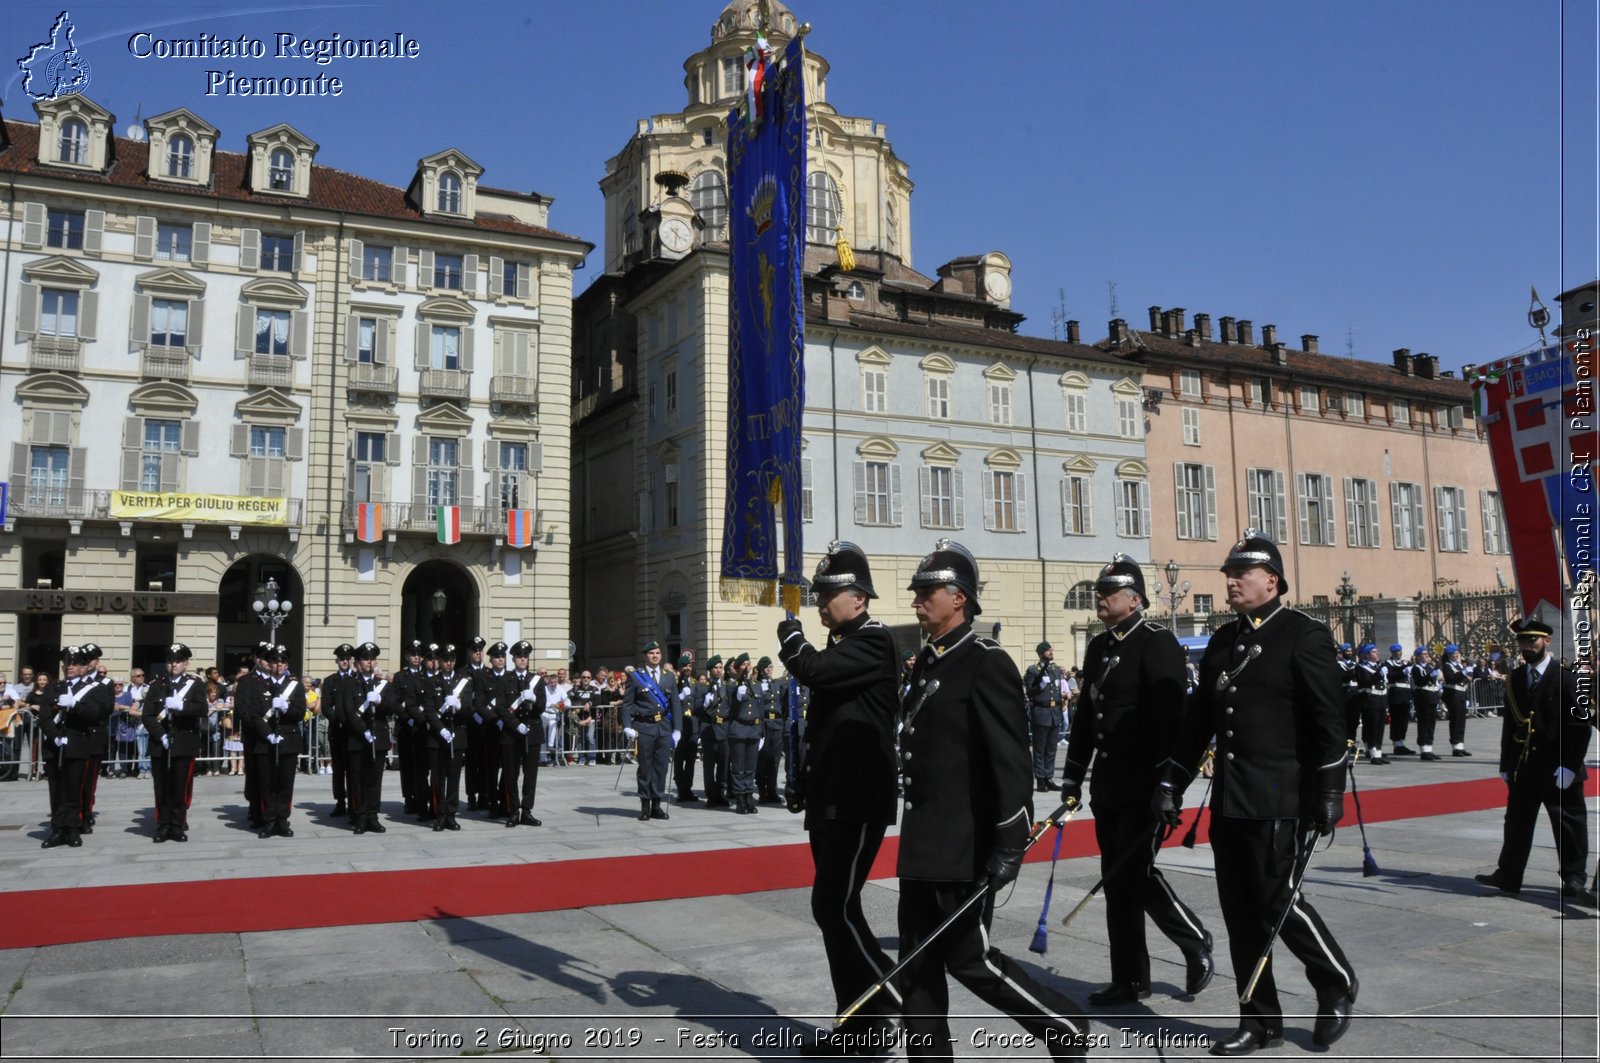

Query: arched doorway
[
  {"left": 217, "top": 556, "right": 304, "bottom": 675},
  {"left": 400, "top": 560, "right": 479, "bottom": 662}
]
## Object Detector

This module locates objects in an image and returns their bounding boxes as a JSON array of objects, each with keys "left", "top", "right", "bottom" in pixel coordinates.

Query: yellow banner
[{"left": 109, "top": 491, "right": 288, "bottom": 526}]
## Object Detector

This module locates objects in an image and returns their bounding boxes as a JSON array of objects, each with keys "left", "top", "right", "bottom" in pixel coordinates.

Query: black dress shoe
[
  {"left": 679, "top": 793, "right": 700, "bottom": 803},
  {"left": 1039, "top": 778, "right": 1061, "bottom": 791},
  {"left": 332, "top": 801, "right": 347, "bottom": 817},
  {"left": 79, "top": 821, "right": 93, "bottom": 835},
  {"left": 1561, "top": 878, "right": 1588, "bottom": 898},
  {"left": 42, "top": 831, "right": 67, "bottom": 849},
  {"left": 1452, "top": 748, "right": 1473, "bottom": 757},
  {"left": 1313, "top": 976, "right": 1358, "bottom": 1046},
  {"left": 518, "top": 812, "right": 541, "bottom": 826},
  {"left": 154, "top": 826, "right": 169, "bottom": 843},
  {"left": 171, "top": 830, "right": 188, "bottom": 843},
  {"left": 1572, "top": 885, "right": 1600, "bottom": 909},
  {"left": 1391, "top": 745, "right": 1416, "bottom": 755},
  {"left": 433, "top": 818, "right": 447, "bottom": 832},
  {"left": 258, "top": 825, "right": 276, "bottom": 839},
  {"left": 1419, "top": 751, "right": 1440, "bottom": 761},
  {"left": 1087, "top": 982, "right": 1151, "bottom": 1006},
  {"left": 1185, "top": 942, "right": 1215, "bottom": 995},
  {"left": 276, "top": 822, "right": 294, "bottom": 838},
  {"left": 1209, "top": 1028, "right": 1282, "bottom": 1056},
  {"left": 366, "top": 818, "right": 385, "bottom": 833},
  {"left": 444, "top": 816, "right": 461, "bottom": 831},
  {"left": 353, "top": 821, "right": 367, "bottom": 835},
  {"left": 1474, "top": 871, "right": 1520, "bottom": 895},
  {"left": 65, "top": 830, "right": 82, "bottom": 847},
  {"left": 649, "top": 801, "right": 670, "bottom": 820}
]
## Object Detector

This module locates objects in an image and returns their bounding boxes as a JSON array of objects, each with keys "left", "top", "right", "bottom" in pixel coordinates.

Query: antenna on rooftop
[
  {"left": 1050, "top": 288, "right": 1069, "bottom": 341},
  {"left": 1107, "top": 281, "right": 1119, "bottom": 319},
  {"left": 1345, "top": 326, "right": 1359, "bottom": 358}
]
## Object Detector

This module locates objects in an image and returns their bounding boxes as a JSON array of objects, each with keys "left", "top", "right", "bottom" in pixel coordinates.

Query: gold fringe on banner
[
  {"left": 721, "top": 578, "right": 777, "bottom": 606},
  {"left": 781, "top": 582, "right": 803, "bottom": 614}
]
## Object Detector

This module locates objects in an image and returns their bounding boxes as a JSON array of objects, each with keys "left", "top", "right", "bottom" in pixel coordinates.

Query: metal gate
[{"left": 1415, "top": 590, "right": 1520, "bottom": 658}]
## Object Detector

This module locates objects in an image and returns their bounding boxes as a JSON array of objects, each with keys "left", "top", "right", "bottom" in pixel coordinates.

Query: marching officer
[
  {"left": 726, "top": 653, "right": 761, "bottom": 815},
  {"left": 1382, "top": 644, "right": 1417, "bottom": 756},
  {"left": 671, "top": 653, "right": 701, "bottom": 802},
  {"left": 1474, "top": 617, "right": 1590, "bottom": 898},
  {"left": 77, "top": 642, "right": 110, "bottom": 830},
  {"left": 1157, "top": 531, "right": 1357, "bottom": 1054},
  {"left": 1336, "top": 643, "right": 1361, "bottom": 743},
  {"left": 345, "top": 642, "right": 397, "bottom": 834},
  {"left": 1025, "top": 642, "right": 1067, "bottom": 792},
  {"left": 322, "top": 644, "right": 357, "bottom": 816},
  {"left": 234, "top": 643, "right": 278, "bottom": 829},
  {"left": 476, "top": 642, "right": 509, "bottom": 814},
  {"left": 40, "top": 646, "right": 107, "bottom": 848},
  {"left": 252, "top": 646, "right": 307, "bottom": 838},
  {"left": 427, "top": 645, "right": 471, "bottom": 831},
  {"left": 1440, "top": 644, "right": 1474, "bottom": 757},
  {"left": 775, "top": 540, "right": 903, "bottom": 1055},
  {"left": 1353, "top": 643, "right": 1388, "bottom": 764},
  {"left": 899, "top": 540, "right": 1091, "bottom": 1061},
  {"left": 462, "top": 636, "right": 492, "bottom": 810},
  {"left": 696, "top": 656, "right": 731, "bottom": 807},
  {"left": 498, "top": 641, "right": 545, "bottom": 827},
  {"left": 755, "top": 657, "right": 787, "bottom": 805},
  {"left": 622, "top": 641, "right": 677, "bottom": 822},
  {"left": 1062, "top": 554, "right": 1213, "bottom": 1006},
  {"left": 394, "top": 640, "right": 430, "bottom": 815},
  {"left": 1410, "top": 648, "right": 1445, "bottom": 760},
  {"left": 142, "top": 643, "right": 207, "bottom": 842}
]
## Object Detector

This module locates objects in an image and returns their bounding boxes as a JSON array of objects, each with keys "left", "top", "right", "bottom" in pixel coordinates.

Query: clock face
[
  {"left": 984, "top": 271, "right": 1011, "bottom": 301},
  {"left": 660, "top": 218, "right": 693, "bottom": 255}
]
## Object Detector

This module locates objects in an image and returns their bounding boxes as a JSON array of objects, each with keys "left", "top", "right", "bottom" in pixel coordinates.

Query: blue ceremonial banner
[
  {"left": 0, "top": 481, "right": 7, "bottom": 525},
  {"left": 721, "top": 35, "right": 807, "bottom": 611}
]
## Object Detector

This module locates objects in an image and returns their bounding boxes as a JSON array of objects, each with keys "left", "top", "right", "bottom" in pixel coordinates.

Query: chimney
[
  {"left": 1186, "top": 328, "right": 1201, "bottom": 347},
  {"left": 1109, "top": 318, "right": 1129, "bottom": 345},
  {"left": 1301, "top": 333, "right": 1319, "bottom": 353},
  {"left": 1195, "top": 313, "right": 1212, "bottom": 341},
  {"left": 1149, "top": 305, "right": 1164, "bottom": 333},
  {"left": 1270, "top": 343, "right": 1288, "bottom": 366},
  {"left": 1170, "top": 307, "right": 1186, "bottom": 335},
  {"left": 1218, "top": 316, "right": 1235, "bottom": 345},
  {"left": 1415, "top": 352, "right": 1437, "bottom": 379},
  {"left": 1440, "top": 369, "right": 1456, "bottom": 379},
  {"left": 1237, "top": 319, "right": 1254, "bottom": 346},
  {"left": 1065, "top": 319, "right": 1081, "bottom": 344},
  {"left": 1261, "top": 324, "right": 1277, "bottom": 348},
  {"left": 1391, "top": 348, "right": 1414, "bottom": 375}
]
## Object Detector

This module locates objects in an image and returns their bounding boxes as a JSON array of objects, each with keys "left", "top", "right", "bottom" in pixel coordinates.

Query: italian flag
[{"left": 436, "top": 505, "right": 461, "bottom": 545}]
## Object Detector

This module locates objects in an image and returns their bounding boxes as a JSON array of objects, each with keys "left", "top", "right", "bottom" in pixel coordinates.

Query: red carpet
[{"left": 6, "top": 776, "right": 1593, "bottom": 949}]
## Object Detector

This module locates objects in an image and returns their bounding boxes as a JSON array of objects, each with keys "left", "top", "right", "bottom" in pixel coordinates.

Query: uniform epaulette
[
  {"left": 1145, "top": 621, "right": 1168, "bottom": 632},
  {"left": 975, "top": 637, "right": 1003, "bottom": 651}
]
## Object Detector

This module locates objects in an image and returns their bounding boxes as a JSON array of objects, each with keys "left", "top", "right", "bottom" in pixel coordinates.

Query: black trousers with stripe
[
  {"left": 899, "top": 879, "right": 1090, "bottom": 1060},
  {"left": 1093, "top": 800, "right": 1209, "bottom": 988},
  {"left": 808, "top": 821, "right": 898, "bottom": 1022},
  {"left": 1209, "top": 815, "right": 1356, "bottom": 1033}
]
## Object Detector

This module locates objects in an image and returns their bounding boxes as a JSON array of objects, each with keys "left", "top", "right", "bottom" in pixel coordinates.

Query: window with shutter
[
  {"left": 1061, "top": 475, "right": 1092, "bottom": 535},
  {"left": 801, "top": 457, "right": 814, "bottom": 522}
]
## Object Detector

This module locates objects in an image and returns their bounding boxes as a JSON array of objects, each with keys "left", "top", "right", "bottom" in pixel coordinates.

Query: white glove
[
  {"left": 524, "top": 685, "right": 539, "bottom": 702},
  {"left": 161, "top": 734, "right": 171, "bottom": 749},
  {"left": 53, "top": 735, "right": 68, "bottom": 747},
  {"left": 516, "top": 723, "right": 530, "bottom": 735},
  {"left": 57, "top": 694, "right": 75, "bottom": 708},
  {"left": 366, "top": 691, "right": 382, "bottom": 705},
  {"left": 439, "top": 728, "right": 454, "bottom": 743},
  {"left": 472, "top": 712, "right": 483, "bottom": 725},
  {"left": 623, "top": 727, "right": 638, "bottom": 740},
  {"left": 704, "top": 693, "right": 715, "bottom": 708},
  {"left": 267, "top": 733, "right": 282, "bottom": 745},
  {"left": 678, "top": 688, "right": 689, "bottom": 701},
  {"left": 1499, "top": 772, "right": 1510, "bottom": 783},
  {"left": 271, "top": 697, "right": 288, "bottom": 711},
  {"left": 364, "top": 730, "right": 376, "bottom": 744},
  {"left": 671, "top": 730, "right": 681, "bottom": 747},
  {"left": 444, "top": 695, "right": 461, "bottom": 709},
  {"left": 1039, "top": 675, "right": 1052, "bottom": 690},
  {"left": 164, "top": 697, "right": 183, "bottom": 710},
  {"left": 1555, "top": 766, "right": 1576, "bottom": 789},
  {"left": 737, "top": 684, "right": 748, "bottom": 698}
]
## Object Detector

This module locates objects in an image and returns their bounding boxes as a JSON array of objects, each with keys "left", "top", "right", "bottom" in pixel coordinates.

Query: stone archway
[
  {"left": 400, "top": 559, "right": 479, "bottom": 659},
  {"left": 217, "top": 555, "right": 304, "bottom": 674}
]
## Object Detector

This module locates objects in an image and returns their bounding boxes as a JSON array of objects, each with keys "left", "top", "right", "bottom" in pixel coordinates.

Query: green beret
[
  {"left": 1036, "top": 641, "right": 1052, "bottom": 653},
  {"left": 641, "top": 641, "right": 661, "bottom": 653},
  {"left": 676, "top": 653, "right": 693, "bottom": 668},
  {"left": 707, "top": 655, "right": 723, "bottom": 668},
  {"left": 757, "top": 656, "right": 772, "bottom": 671},
  {"left": 734, "top": 652, "right": 751, "bottom": 665}
]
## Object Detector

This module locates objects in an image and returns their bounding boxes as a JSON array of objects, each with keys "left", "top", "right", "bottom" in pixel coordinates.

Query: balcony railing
[
  {"left": 418, "top": 367, "right": 470, "bottom": 402},
  {"left": 489, "top": 373, "right": 537, "bottom": 406},
  {"left": 248, "top": 353, "right": 294, "bottom": 388},
  {"left": 28, "top": 335, "right": 82, "bottom": 373},
  {"left": 341, "top": 500, "right": 540, "bottom": 539},
  {"left": 7, "top": 488, "right": 303, "bottom": 526},
  {"left": 140, "top": 346, "right": 191, "bottom": 382},
  {"left": 348, "top": 361, "right": 398, "bottom": 396}
]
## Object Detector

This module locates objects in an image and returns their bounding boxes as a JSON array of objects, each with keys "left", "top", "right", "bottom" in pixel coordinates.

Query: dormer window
[
  {"left": 58, "top": 119, "right": 88, "bottom": 165},
  {"left": 269, "top": 149, "right": 295, "bottom": 191},
  {"left": 166, "top": 134, "right": 194, "bottom": 178},
  {"left": 438, "top": 172, "right": 462, "bottom": 213},
  {"left": 47, "top": 209, "right": 86, "bottom": 250}
]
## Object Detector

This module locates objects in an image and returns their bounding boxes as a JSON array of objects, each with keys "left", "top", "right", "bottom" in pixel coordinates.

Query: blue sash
[{"left": 635, "top": 669, "right": 672, "bottom": 717}]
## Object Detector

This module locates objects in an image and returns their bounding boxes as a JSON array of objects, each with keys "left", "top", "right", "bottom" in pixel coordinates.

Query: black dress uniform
[
  {"left": 775, "top": 541, "right": 903, "bottom": 1050},
  {"left": 141, "top": 644, "right": 208, "bottom": 842},
  {"left": 1353, "top": 645, "right": 1388, "bottom": 764},
  {"left": 696, "top": 659, "right": 731, "bottom": 806},
  {"left": 474, "top": 644, "right": 509, "bottom": 813},
  {"left": 1025, "top": 643, "right": 1067, "bottom": 791},
  {"left": 343, "top": 643, "right": 398, "bottom": 833},
  {"left": 671, "top": 656, "right": 700, "bottom": 800},
  {"left": 726, "top": 655, "right": 761, "bottom": 814},
  {"left": 755, "top": 660, "right": 788, "bottom": 804},
  {"left": 898, "top": 541, "right": 1090, "bottom": 1062},
  {"left": 1061, "top": 557, "right": 1211, "bottom": 1004},
  {"left": 1163, "top": 532, "right": 1356, "bottom": 1053},
  {"left": 1410, "top": 653, "right": 1444, "bottom": 759},
  {"left": 1335, "top": 645, "right": 1360, "bottom": 743},
  {"left": 622, "top": 642, "right": 676, "bottom": 821},
  {"left": 1382, "top": 648, "right": 1416, "bottom": 754},
  {"left": 498, "top": 644, "right": 545, "bottom": 826},
  {"left": 233, "top": 647, "right": 278, "bottom": 828},
  {"left": 1475, "top": 618, "right": 1591, "bottom": 895},
  {"left": 322, "top": 644, "right": 356, "bottom": 815},
  {"left": 248, "top": 652, "right": 307, "bottom": 838},
  {"left": 394, "top": 642, "right": 428, "bottom": 813},
  {"left": 462, "top": 636, "right": 492, "bottom": 807},
  {"left": 76, "top": 644, "right": 111, "bottom": 828},
  {"left": 40, "top": 646, "right": 108, "bottom": 848},
  {"left": 427, "top": 659, "right": 471, "bottom": 830},
  {"left": 1440, "top": 648, "right": 1473, "bottom": 755}
]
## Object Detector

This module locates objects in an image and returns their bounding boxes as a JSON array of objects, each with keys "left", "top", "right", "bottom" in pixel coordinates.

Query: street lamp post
[
  {"left": 1152, "top": 559, "right": 1190, "bottom": 626},
  {"left": 1336, "top": 570, "right": 1358, "bottom": 646},
  {"left": 251, "top": 577, "right": 294, "bottom": 644}
]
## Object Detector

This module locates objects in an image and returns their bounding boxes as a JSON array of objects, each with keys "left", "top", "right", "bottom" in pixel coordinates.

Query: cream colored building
[{"left": 0, "top": 95, "right": 589, "bottom": 677}]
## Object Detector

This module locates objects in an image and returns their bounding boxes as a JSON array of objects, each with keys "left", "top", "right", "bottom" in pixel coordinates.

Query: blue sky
[{"left": 4, "top": 0, "right": 1594, "bottom": 373}]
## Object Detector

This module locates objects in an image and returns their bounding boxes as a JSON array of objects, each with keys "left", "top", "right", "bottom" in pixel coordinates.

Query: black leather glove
[
  {"left": 783, "top": 784, "right": 806, "bottom": 814},
  {"left": 777, "top": 618, "right": 804, "bottom": 645},
  {"left": 1313, "top": 790, "right": 1344, "bottom": 836},
  {"left": 984, "top": 846, "right": 1025, "bottom": 893},
  {"left": 1152, "top": 781, "right": 1182, "bottom": 829},
  {"left": 1061, "top": 778, "right": 1083, "bottom": 808}
]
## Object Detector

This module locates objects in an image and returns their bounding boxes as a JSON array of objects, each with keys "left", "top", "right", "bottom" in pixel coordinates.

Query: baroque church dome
[{"left": 712, "top": 0, "right": 798, "bottom": 42}]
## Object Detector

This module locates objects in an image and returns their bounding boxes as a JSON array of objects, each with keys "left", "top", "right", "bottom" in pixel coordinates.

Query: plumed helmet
[
  {"left": 1094, "top": 553, "right": 1148, "bottom": 606},
  {"left": 1221, "top": 528, "right": 1288, "bottom": 595},
  {"left": 813, "top": 540, "right": 876, "bottom": 599},
  {"left": 907, "top": 538, "right": 982, "bottom": 615}
]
